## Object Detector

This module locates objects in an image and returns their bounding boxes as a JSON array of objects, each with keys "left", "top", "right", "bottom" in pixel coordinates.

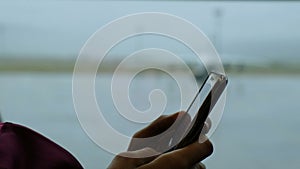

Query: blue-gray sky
[{"left": 0, "top": 1, "right": 300, "bottom": 64}]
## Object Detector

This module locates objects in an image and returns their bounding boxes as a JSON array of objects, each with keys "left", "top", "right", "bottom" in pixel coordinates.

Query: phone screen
[{"left": 166, "top": 72, "right": 228, "bottom": 152}]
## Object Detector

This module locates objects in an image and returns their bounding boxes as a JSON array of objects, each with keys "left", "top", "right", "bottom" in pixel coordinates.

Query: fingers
[
  {"left": 109, "top": 140, "right": 212, "bottom": 169},
  {"left": 111, "top": 112, "right": 214, "bottom": 169},
  {"left": 138, "top": 139, "right": 213, "bottom": 169}
]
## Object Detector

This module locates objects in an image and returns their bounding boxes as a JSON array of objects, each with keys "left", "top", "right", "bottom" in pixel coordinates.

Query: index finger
[{"left": 128, "top": 112, "right": 191, "bottom": 152}]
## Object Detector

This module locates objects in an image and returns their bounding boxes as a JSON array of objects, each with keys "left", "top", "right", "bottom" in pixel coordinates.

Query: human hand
[{"left": 107, "top": 112, "right": 213, "bottom": 169}]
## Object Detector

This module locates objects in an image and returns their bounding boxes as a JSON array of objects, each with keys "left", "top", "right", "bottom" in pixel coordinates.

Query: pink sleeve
[{"left": 0, "top": 122, "right": 83, "bottom": 169}]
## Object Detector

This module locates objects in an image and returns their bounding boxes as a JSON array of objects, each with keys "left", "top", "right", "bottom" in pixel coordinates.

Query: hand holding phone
[{"left": 127, "top": 72, "right": 227, "bottom": 154}]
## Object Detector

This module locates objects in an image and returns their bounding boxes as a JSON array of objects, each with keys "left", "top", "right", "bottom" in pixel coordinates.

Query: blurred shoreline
[{"left": 1, "top": 58, "right": 300, "bottom": 75}]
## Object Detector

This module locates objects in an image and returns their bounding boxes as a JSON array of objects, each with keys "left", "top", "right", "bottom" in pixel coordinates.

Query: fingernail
[
  {"left": 198, "top": 135, "right": 208, "bottom": 143},
  {"left": 202, "top": 122, "right": 209, "bottom": 134}
]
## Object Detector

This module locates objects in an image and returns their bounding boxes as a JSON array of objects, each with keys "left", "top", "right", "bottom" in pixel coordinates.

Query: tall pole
[
  {"left": 213, "top": 7, "right": 224, "bottom": 55},
  {"left": 0, "top": 24, "right": 5, "bottom": 56}
]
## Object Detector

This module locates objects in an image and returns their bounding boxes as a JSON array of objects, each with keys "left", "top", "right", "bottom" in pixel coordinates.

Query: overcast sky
[{"left": 0, "top": 1, "right": 300, "bottom": 64}]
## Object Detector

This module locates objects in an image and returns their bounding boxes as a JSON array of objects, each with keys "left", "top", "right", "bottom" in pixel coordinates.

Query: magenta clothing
[{"left": 0, "top": 122, "right": 83, "bottom": 169}]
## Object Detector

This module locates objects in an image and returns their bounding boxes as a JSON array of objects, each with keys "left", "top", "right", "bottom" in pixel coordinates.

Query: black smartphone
[{"left": 166, "top": 72, "right": 228, "bottom": 152}]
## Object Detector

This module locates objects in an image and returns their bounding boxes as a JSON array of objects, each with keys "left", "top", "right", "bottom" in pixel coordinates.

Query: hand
[{"left": 107, "top": 112, "right": 213, "bottom": 169}]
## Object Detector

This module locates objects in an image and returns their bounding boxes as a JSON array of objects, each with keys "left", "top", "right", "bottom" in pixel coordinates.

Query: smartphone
[{"left": 166, "top": 72, "right": 228, "bottom": 152}]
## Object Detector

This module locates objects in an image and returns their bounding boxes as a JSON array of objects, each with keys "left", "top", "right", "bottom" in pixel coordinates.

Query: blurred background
[{"left": 0, "top": 1, "right": 300, "bottom": 168}]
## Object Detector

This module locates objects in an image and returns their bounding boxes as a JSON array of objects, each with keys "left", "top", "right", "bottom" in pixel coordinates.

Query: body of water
[{"left": 0, "top": 72, "right": 299, "bottom": 169}]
